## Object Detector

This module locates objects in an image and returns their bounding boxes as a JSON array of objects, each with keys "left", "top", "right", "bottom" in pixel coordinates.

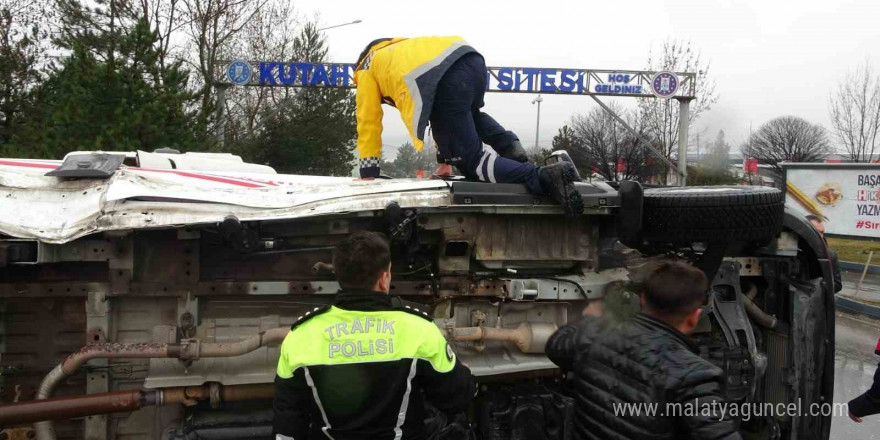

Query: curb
[
  {"left": 835, "top": 295, "right": 880, "bottom": 320},
  {"left": 839, "top": 260, "right": 880, "bottom": 274}
]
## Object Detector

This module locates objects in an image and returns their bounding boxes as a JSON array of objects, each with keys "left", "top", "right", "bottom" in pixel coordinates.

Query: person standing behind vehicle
[
  {"left": 353, "top": 36, "right": 583, "bottom": 216},
  {"left": 848, "top": 337, "right": 880, "bottom": 422},
  {"left": 805, "top": 214, "right": 843, "bottom": 293},
  {"left": 545, "top": 260, "right": 742, "bottom": 440},
  {"left": 273, "top": 231, "right": 475, "bottom": 440}
]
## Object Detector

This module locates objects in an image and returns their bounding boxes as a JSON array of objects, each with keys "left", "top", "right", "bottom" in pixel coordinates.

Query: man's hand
[
  {"left": 431, "top": 164, "right": 454, "bottom": 178},
  {"left": 849, "top": 412, "right": 863, "bottom": 423},
  {"left": 582, "top": 300, "right": 604, "bottom": 317}
]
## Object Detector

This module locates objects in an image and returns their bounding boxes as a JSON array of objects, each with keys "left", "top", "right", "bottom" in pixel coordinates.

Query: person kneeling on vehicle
[
  {"left": 545, "top": 260, "right": 742, "bottom": 440},
  {"left": 273, "top": 231, "right": 475, "bottom": 440},
  {"left": 354, "top": 36, "right": 583, "bottom": 216}
]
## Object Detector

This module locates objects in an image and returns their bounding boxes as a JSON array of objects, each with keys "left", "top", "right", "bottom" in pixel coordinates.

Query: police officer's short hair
[
  {"left": 642, "top": 260, "right": 708, "bottom": 321},
  {"left": 333, "top": 231, "right": 391, "bottom": 290}
]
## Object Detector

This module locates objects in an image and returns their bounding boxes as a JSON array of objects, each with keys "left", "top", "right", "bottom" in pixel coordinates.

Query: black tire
[{"left": 641, "top": 186, "right": 784, "bottom": 243}]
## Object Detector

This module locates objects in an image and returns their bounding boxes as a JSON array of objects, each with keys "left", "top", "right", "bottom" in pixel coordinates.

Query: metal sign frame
[
  {"left": 215, "top": 61, "right": 696, "bottom": 99},
  {"left": 215, "top": 60, "right": 697, "bottom": 184}
]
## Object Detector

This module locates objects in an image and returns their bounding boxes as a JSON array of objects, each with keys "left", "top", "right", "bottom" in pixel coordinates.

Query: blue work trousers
[{"left": 429, "top": 53, "right": 543, "bottom": 194}]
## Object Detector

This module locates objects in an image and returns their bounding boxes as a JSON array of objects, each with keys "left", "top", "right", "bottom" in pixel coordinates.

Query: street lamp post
[
  {"left": 317, "top": 19, "right": 362, "bottom": 32},
  {"left": 532, "top": 95, "right": 543, "bottom": 150}
]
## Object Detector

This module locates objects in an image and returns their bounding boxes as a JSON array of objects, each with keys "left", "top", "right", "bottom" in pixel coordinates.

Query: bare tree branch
[
  {"left": 637, "top": 39, "right": 718, "bottom": 182},
  {"left": 743, "top": 116, "right": 831, "bottom": 180},
  {"left": 180, "top": 0, "right": 269, "bottom": 137},
  {"left": 565, "top": 102, "right": 658, "bottom": 182},
  {"left": 830, "top": 60, "right": 880, "bottom": 162}
]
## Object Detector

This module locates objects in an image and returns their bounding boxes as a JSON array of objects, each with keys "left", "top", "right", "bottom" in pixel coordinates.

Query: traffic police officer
[
  {"left": 848, "top": 337, "right": 880, "bottom": 422},
  {"left": 273, "top": 231, "right": 475, "bottom": 439},
  {"left": 354, "top": 36, "right": 583, "bottom": 216}
]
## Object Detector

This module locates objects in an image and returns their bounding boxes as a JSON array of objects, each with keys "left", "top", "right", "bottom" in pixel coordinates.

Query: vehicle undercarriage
[{"left": 0, "top": 158, "right": 835, "bottom": 440}]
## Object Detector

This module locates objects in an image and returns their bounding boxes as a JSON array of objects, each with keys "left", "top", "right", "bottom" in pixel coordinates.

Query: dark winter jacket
[
  {"left": 545, "top": 313, "right": 742, "bottom": 440},
  {"left": 848, "top": 338, "right": 880, "bottom": 418},
  {"left": 827, "top": 245, "right": 843, "bottom": 293}
]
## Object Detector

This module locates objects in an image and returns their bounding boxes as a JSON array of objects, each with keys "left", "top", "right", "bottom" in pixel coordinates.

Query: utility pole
[
  {"left": 748, "top": 122, "right": 754, "bottom": 185},
  {"left": 532, "top": 95, "right": 543, "bottom": 150},
  {"left": 676, "top": 98, "right": 692, "bottom": 186},
  {"left": 216, "top": 85, "right": 228, "bottom": 149},
  {"left": 696, "top": 133, "right": 701, "bottom": 162}
]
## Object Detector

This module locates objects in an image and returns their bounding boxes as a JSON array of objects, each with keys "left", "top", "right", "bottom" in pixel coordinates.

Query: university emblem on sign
[
  {"left": 227, "top": 60, "right": 252, "bottom": 85},
  {"left": 651, "top": 71, "right": 679, "bottom": 98}
]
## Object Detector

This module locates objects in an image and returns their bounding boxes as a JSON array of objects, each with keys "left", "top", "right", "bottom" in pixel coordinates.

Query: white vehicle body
[{"left": 0, "top": 152, "right": 834, "bottom": 440}]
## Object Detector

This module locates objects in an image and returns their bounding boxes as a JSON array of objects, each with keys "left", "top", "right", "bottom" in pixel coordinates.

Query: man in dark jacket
[
  {"left": 806, "top": 214, "right": 842, "bottom": 293},
  {"left": 273, "top": 231, "right": 475, "bottom": 439},
  {"left": 546, "top": 260, "right": 742, "bottom": 440},
  {"left": 848, "top": 337, "right": 880, "bottom": 422}
]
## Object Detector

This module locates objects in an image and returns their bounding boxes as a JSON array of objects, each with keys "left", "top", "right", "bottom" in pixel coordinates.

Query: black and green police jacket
[{"left": 272, "top": 289, "right": 475, "bottom": 440}]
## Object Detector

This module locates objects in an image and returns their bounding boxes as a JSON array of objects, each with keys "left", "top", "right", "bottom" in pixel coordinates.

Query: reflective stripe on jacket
[
  {"left": 272, "top": 290, "right": 475, "bottom": 440},
  {"left": 354, "top": 36, "right": 477, "bottom": 177}
]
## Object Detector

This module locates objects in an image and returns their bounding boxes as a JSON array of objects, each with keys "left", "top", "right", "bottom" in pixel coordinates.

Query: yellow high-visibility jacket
[
  {"left": 354, "top": 36, "right": 477, "bottom": 177},
  {"left": 272, "top": 290, "right": 475, "bottom": 438}
]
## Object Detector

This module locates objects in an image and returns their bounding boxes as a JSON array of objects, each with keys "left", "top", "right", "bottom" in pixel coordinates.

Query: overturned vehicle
[{"left": 0, "top": 151, "right": 834, "bottom": 440}]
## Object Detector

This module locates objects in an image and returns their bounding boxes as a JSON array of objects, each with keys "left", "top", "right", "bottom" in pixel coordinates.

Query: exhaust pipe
[
  {"left": 0, "top": 383, "right": 274, "bottom": 425},
  {"left": 445, "top": 322, "right": 557, "bottom": 353},
  {"left": 33, "top": 327, "right": 290, "bottom": 440}
]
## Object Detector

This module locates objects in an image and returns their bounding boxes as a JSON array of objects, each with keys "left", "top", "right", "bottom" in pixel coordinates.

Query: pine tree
[
  {"left": 382, "top": 142, "right": 437, "bottom": 177},
  {"left": 0, "top": 0, "right": 55, "bottom": 156},
  {"left": 35, "top": 20, "right": 198, "bottom": 156},
  {"left": 233, "top": 23, "right": 357, "bottom": 176}
]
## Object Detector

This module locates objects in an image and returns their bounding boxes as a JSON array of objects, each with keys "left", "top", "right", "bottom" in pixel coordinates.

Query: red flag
[
  {"left": 616, "top": 158, "right": 625, "bottom": 172},
  {"left": 415, "top": 170, "right": 427, "bottom": 178},
  {"left": 743, "top": 158, "right": 758, "bottom": 174}
]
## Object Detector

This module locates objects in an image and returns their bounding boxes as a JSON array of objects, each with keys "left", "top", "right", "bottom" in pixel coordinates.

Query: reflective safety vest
[
  {"left": 354, "top": 36, "right": 477, "bottom": 178},
  {"left": 273, "top": 290, "right": 475, "bottom": 440}
]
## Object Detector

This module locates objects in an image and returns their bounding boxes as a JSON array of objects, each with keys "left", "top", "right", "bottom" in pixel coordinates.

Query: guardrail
[{"left": 835, "top": 296, "right": 880, "bottom": 319}]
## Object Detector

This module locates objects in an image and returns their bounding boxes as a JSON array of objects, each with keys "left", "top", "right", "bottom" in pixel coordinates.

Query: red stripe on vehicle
[
  {"left": 197, "top": 172, "right": 279, "bottom": 187},
  {"left": 0, "top": 160, "right": 60, "bottom": 170},
  {"left": 0, "top": 160, "right": 269, "bottom": 188},
  {"left": 131, "top": 167, "right": 265, "bottom": 188}
]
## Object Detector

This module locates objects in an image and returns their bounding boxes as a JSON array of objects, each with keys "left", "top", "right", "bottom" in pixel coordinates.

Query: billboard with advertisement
[{"left": 784, "top": 163, "right": 880, "bottom": 238}]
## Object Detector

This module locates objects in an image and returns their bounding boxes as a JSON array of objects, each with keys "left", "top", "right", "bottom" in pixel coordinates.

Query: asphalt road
[{"left": 831, "top": 311, "right": 879, "bottom": 439}]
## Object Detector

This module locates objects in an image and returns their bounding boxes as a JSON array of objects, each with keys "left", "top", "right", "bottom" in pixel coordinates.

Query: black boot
[
  {"left": 545, "top": 150, "right": 582, "bottom": 181},
  {"left": 538, "top": 162, "right": 584, "bottom": 217},
  {"left": 493, "top": 139, "right": 529, "bottom": 163}
]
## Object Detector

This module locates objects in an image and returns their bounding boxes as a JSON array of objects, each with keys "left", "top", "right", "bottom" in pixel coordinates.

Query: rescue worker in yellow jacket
[
  {"left": 273, "top": 231, "right": 475, "bottom": 439},
  {"left": 354, "top": 36, "right": 584, "bottom": 216}
]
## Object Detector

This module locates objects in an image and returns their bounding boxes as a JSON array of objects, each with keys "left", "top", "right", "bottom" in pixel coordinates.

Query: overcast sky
[{"left": 292, "top": 0, "right": 879, "bottom": 157}]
